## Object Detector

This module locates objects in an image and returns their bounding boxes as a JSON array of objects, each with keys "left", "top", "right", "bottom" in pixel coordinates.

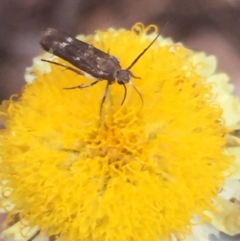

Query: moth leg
[
  {"left": 41, "top": 59, "right": 84, "bottom": 76},
  {"left": 129, "top": 81, "right": 144, "bottom": 110},
  {"left": 130, "top": 72, "right": 141, "bottom": 80},
  {"left": 63, "top": 80, "right": 101, "bottom": 90},
  {"left": 100, "top": 81, "right": 110, "bottom": 114},
  {"left": 121, "top": 83, "right": 127, "bottom": 105}
]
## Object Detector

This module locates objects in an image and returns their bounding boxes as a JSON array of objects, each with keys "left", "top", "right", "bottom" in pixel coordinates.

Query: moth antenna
[
  {"left": 126, "top": 33, "right": 160, "bottom": 71},
  {"left": 121, "top": 83, "right": 127, "bottom": 105},
  {"left": 129, "top": 81, "right": 144, "bottom": 109},
  {"left": 100, "top": 81, "right": 110, "bottom": 115},
  {"left": 127, "top": 22, "right": 168, "bottom": 71}
]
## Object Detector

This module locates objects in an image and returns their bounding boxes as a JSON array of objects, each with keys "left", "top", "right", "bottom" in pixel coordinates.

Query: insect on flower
[{"left": 40, "top": 28, "right": 161, "bottom": 113}]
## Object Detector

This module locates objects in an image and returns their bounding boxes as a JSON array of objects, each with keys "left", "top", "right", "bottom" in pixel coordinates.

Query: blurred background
[{"left": 0, "top": 0, "right": 240, "bottom": 102}]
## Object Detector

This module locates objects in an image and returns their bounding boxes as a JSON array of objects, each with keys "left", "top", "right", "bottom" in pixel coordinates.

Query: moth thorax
[{"left": 114, "top": 69, "right": 131, "bottom": 85}]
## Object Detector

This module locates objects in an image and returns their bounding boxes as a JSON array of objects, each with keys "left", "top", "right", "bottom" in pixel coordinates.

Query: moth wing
[{"left": 40, "top": 28, "right": 122, "bottom": 80}]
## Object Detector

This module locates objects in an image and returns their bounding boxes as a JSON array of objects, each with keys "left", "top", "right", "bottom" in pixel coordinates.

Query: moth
[{"left": 40, "top": 28, "right": 161, "bottom": 113}]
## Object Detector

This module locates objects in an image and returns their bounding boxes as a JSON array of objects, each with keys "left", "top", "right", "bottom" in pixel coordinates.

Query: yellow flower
[
  {"left": 171, "top": 51, "right": 240, "bottom": 240},
  {"left": 0, "top": 23, "right": 233, "bottom": 241}
]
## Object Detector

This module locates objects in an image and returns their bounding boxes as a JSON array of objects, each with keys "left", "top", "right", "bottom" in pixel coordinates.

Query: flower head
[{"left": 0, "top": 23, "right": 233, "bottom": 241}]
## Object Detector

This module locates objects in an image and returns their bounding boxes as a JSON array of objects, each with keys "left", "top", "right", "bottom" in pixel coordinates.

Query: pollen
[{"left": 0, "top": 23, "right": 233, "bottom": 241}]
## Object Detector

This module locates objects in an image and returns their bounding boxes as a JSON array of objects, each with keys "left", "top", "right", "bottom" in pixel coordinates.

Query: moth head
[{"left": 114, "top": 69, "right": 131, "bottom": 85}]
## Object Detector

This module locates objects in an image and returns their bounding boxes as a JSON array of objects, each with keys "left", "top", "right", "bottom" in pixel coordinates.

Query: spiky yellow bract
[{"left": 0, "top": 23, "right": 233, "bottom": 241}]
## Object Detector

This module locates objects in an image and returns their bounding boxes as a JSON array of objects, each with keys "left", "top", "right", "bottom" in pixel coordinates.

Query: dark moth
[{"left": 40, "top": 28, "right": 161, "bottom": 113}]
